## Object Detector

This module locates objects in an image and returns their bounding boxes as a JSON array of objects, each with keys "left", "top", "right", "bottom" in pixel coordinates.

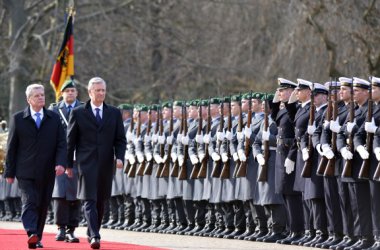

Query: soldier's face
[
  {"left": 62, "top": 87, "right": 77, "bottom": 104},
  {"left": 122, "top": 110, "right": 131, "bottom": 121},
  {"left": 251, "top": 99, "right": 262, "bottom": 112},
  {"left": 88, "top": 82, "right": 106, "bottom": 105},
  {"left": 150, "top": 111, "right": 157, "bottom": 122},
  {"left": 173, "top": 106, "right": 182, "bottom": 119},
  {"left": 162, "top": 107, "right": 171, "bottom": 119},
  {"left": 372, "top": 86, "right": 380, "bottom": 102},
  {"left": 353, "top": 87, "right": 369, "bottom": 105},
  {"left": 188, "top": 106, "right": 198, "bottom": 119},
  {"left": 339, "top": 86, "right": 351, "bottom": 102},
  {"left": 296, "top": 89, "right": 311, "bottom": 102},
  {"left": 241, "top": 99, "right": 249, "bottom": 112},
  {"left": 314, "top": 93, "right": 327, "bottom": 107},
  {"left": 27, "top": 88, "right": 45, "bottom": 111},
  {"left": 231, "top": 102, "right": 240, "bottom": 116},
  {"left": 210, "top": 104, "right": 219, "bottom": 117},
  {"left": 278, "top": 88, "right": 292, "bottom": 102},
  {"left": 201, "top": 106, "right": 207, "bottom": 119}
]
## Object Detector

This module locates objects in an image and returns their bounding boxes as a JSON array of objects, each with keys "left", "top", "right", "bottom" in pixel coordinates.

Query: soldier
[
  {"left": 271, "top": 78, "right": 304, "bottom": 245},
  {"left": 365, "top": 76, "right": 380, "bottom": 250},
  {"left": 336, "top": 77, "right": 373, "bottom": 249},
  {"left": 302, "top": 83, "right": 329, "bottom": 247},
  {"left": 115, "top": 104, "right": 136, "bottom": 230},
  {"left": 251, "top": 94, "right": 287, "bottom": 243},
  {"left": 49, "top": 79, "right": 83, "bottom": 243}
]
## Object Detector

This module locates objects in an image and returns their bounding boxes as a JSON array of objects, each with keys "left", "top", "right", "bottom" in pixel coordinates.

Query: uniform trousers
[
  {"left": 310, "top": 198, "right": 327, "bottom": 231},
  {"left": 348, "top": 182, "right": 372, "bottom": 237},
  {"left": 83, "top": 199, "right": 106, "bottom": 239},
  {"left": 369, "top": 180, "right": 380, "bottom": 237},
  {"left": 323, "top": 177, "right": 343, "bottom": 234},
  {"left": 264, "top": 204, "right": 287, "bottom": 233},
  {"left": 172, "top": 198, "right": 187, "bottom": 225},
  {"left": 302, "top": 197, "right": 313, "bottom": 231},
  {"left": 249, "top": 201, "right": 267, "bottom": 231},
  {"left": 53, "top": 198, "right": 80, "bottom": 228},
  {"left": 337, "top": 179, "right": 354, "bottom": 236},
  {"left": 283, "top": 194, "right": 304, "bottom": 232}
]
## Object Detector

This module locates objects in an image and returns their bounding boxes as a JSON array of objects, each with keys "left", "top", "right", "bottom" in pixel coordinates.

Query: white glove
[
  {"left": 256, "top": 154, "right": 265, "bottom": 165},
  {"left": 178, "top": 155, "right": 184, "bottom": 166},
  {"left": 198, "top": 153, "right": 205, "bottom": 162},
  {"left": 302, "top": 148, "right": 309, "bottom": 161},
  {"left": 284, "top": 158, "right": 295, "bottom": 174},
  {"left": 171, "top": 152, "right": 177, "bottom": 162},
  {"left": 177, "top": 133, "right": 183, "bottom": 143},
  {"left": 307, "top": 123, "right": 316, "bottom": 135},
  {"left": 238, "top": 149, "right": 246, "bottom": 162},
  {"left": 236, "top": 131, "right": 244, "bottom": 141},
  {"left": 144, "top": 134, "right": 151, "bottom": 143},
  {"left": 154, "top": 154, "right": 163, "bottom": 164},
  {"left": 211, "top": 152, "right": 221, "bottom": 162},
  {"left": 346, "top": 120, "right": 356, "bottom": 133},
  {"left": 217, "top": 131, "right": 225, "bottom": 141},
  {"left": 158, "top": 135, "right": 166, "bottom": 144},
  {"left": 323, "top": 120, "right": 330, "bottom": 129},
  {"left": 288, "top": 90, "right": 298, "bottom": 104},
  {"left": 146, "top": 153, "right": 153, "bottom": 161},
  {"left": 128, "top": 155, "right": 136, "bottom": 165},
  {"left": 356, "top": 145, "right": 369, "bottom": 160},
  {"left": 330, "top": 118, "right": 341, "bottom": 133},
  {"left": 163, "top": 154, "right": 168, "bottom": 163},
  {"left": 203, "top": 133, "right": 211, "bottom": 144},
  {"left": 262, "top": 129, "right": 270, "bottom": 141},
  {"left": 340, "top": 147, "right": 353, "bottom": 160},
  {"left": 126, "top": 131, "right": 135, "bottom": 143},
  {"left": 167, "top": 135, "right": 174, "bottom": 145},
  {"left": 221, "top": 153, "right": 228, "bottom": 163},
  {"left": 195, "top": 134, "right": 203, "bottom": 144},
  {"left": 225, "top": 131, "right": 233, "bottom": 141},
  {"left": 365, "top": 118, "right": 378, "bottom": 133},
  {"left": 374, "top": 147, "right": 380, "bottom": 161},
  {"left": 244, "top": 126, "right": 252, "bottom": 139},
  {"left": 322, "top": 144, "right": 334, "bottom": 159},
  {"left": 190, "top": 155, "right": 199, "bottom": 165},
  {"left": 136, "top": 153, "right": 144, "bottom": 163},
  {"left": 316, "top": 144, "right": 323, "bottom": 156},
  {"left": 133, "top": 137, "right": 140, "bottom": 146},
  {"left": 273, "top": 90, "right": 280, "bottom": 103},
  {"left": 181, "top": 135, "right": 189, "bottom": 145},
  {"left": 152, "top": 133, "right": 158, "bottom": 143},
  {"left": 233, "top": 152, "right": 239, "bottom": 162}
]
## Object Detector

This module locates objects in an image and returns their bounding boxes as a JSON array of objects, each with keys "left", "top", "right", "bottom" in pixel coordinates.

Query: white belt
[{"left": 261, "top": 146, "right": 277, "bottom": 151}]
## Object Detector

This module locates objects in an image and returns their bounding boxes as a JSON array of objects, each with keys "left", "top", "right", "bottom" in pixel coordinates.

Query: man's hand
[
  {"left": 262, "top": 129, "right": 270, "bottom": 141},
  {"left": 307, "top": 123, "right": 316, "bottom": 135},
  {"left": 6, "top": 178, "right": 14, "bottom": 184},
  {"left": 116, "top": 159, "right": 123, "bottom": 169},
  {"left": 329, "top": 118, "right": 341, "bottom": 133},
  {"left": 55, "top": 165, "right": 65, "bottom": 176},
  {"left": 302, "top": 148, "right": 309, "bottom": 161},
  {"left": 66, "top": 168, "right": 73, "bottom": 178},
  {"left": 256, "top": 154, "right": 265, "bottom": 165}
]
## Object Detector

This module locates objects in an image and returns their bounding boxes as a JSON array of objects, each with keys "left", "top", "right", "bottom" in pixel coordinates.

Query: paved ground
[{"left": 0, "top": 221, "right": 315, "bottom": 250}]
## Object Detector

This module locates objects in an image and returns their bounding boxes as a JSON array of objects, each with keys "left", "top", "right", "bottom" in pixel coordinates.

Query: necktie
[
  {"left": 95, "top": 108, "right": 101, "bottom": 124},
  {"left": 35, "top": 112, "right": 41, "bottom": 128},
  {"left": 67, "top": 105, "right": 72, "bottom": 114}
]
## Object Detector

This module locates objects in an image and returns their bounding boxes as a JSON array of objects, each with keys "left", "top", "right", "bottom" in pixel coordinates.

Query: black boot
[
  {"left": 65, "top": 227, "right": 80, "bottom": 243},
  {"left": 55, "top": 226, "right": 66, "bottom": 241},
  {"left": 333, "top": 236, "right": 358, "bottom": 250},
  {"left": 279, "top": 231, "right": 304, "bottom": 245},
  {"left": 236, "top": 227, "right": 255, "bottom": 240},
  {"left": 349, "top": 236, "right": 374, "bottom": 250}
]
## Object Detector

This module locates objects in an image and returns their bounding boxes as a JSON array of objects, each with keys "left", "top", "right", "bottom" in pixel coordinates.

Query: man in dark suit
[
  {"left": 49, "top": 80, "right": 83, "bottom": 243},
  {"left": 66, "top": 77, "right": 126, "bottom": 249},
  {"left": 5, "top": 83, "right": 67, "bottom": 249}
]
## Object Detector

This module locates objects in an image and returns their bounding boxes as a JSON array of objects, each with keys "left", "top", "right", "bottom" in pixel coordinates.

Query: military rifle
[
  {"left": 142, "top": 109, "right": 153, "bottom": 176},
  {"left": 155, "top": 107, "right": 165, "bottom": 178},
  {"left": 190, "top": 103, "right": 203, "bottom": 179},
  {"left": 124, "top": 111, "right": 135, "bottom": 174},
  {"left": 236, "top": 93, "right": 252, "bottom": 178},
  {"left": 211, "top": 101, "right": 224, "bottom": 177},
  {"left": 178, "top": 105, "right": 188, "bottom": 180},
  {"left": 358, "top": 82, "right": 372, "bottom": 179},
  {"left": 341, "top": 78, "right": 355, "bottom": 178},
  {"left": 258, "top": 94, "right": 269, "bottom": 182},
  {"left": 198, "top": 100, "right": 211, "bottom": 179},
  {"left": 324, "top": 80, "right": 338, "bottom": 176},
  {"left": 170, "top": 105, "right": 183, "bottom": 178},
  {"left": 136, "top": 110, "right": 146, "bottom": 176},
  {"left": 301, "top": 83, "right": 315, "bottom": 178},
  {"left": 317, "top": 80, "right": 333, "bottom": 175},
  {"left": 128, "top": 110, "right": 141, "bottom": 177},
  {"left": 160, "top": 102, "right": 173, "bottom": 178},
  {"left": 220, "top": 98, "right": 232, "bottom": 179}
]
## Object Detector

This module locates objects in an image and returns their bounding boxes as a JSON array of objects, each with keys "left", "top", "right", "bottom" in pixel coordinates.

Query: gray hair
[
  {"left": 88, "top": 77, "right": 106, "bottom": 90},
  {"left": 25, "top": 84, "right": 44, "bottom": 98}
]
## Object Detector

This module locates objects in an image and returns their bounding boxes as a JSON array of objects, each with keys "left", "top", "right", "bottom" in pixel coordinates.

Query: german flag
[{"left": 50, "top": 14, "right": 74, "bottom": 101}]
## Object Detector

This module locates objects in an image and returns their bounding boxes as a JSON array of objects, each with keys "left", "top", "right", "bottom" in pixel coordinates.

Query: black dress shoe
[
  {"left": 256, "top": 231, "right": 272, "bottom": 242},
  {"left": 263, "top": 232, "right": 288, "bottom": 243},
  {"left": 55, "top": 227, "right": 66, "bottom": 241},
  {"left": 65, "top": 230, "right": 80, "bottom": 243},
  {"left": 279, "top": 232, "right": 304, "bottom": 245},
  {"left": 245, "top": 230, "right": 268, "bottom": 241},
  {"left": 368, "top": 241, "right": 380, "bottom": 250},
  {"left": 126, "top": 221, "right": 142, "bottom": 231},
  {"left": 291, "top": 231, "right": 315, "bottom": 245},
  {"left": 36, "top": 241, "right": 43, "bottom": 248},
  {"left": 116, "top": 219, "right": 134, "bottom": 230},
  {"left": 133, "top": 222, "right": 151, "bottom": 232},
  {"left": 109, "top": 220, "right": 124, "bottom": 229},
  {"left": 28, "top": 234, "right": 38, "bottom": 249},
  {"left": 204, "top": 227, "right": 222, "bottom": 237},
  {"left": 194, "top": 224, "right": 214, "bottom": 236},
  {"left": 214, "top": 227, "right": 234, "bottom": 238},
  {"left": 169, "top": 224, "right": 187, "bottom": 234},
  {"left": 321, "top": 237, "right": 343, "bottom": 249},
  {"left": 348, "top": 238, "right": 374, "bottom": 250},
  {"left": 315, "top": 236, "right": 334, "bottom": 248},
  {"left": 334, "top": 237, "right": 358, "bottom": 250},
  {"left": 185, "top": 224, "right": 205, "bottom": 236},
  {"left": 223, "top": 228, "right": 245, "bottom": 239},
  {"left": 309, "top": 234, "right": 329, "bottom": 247},
  {"left": 176, "top": 224, "right": 195, "bottom": 235},
  {"left": 90, "top": 238, "right": 100, "bottom": 249},
  {"left": 236, "top": 228, "right": 255, "bottom": 240},
  {"left": 160, "top": 223, "right": 176, "bottom": 233}
]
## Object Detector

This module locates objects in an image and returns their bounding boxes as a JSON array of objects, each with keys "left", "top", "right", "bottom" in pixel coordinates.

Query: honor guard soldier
[
  {"left": 336, "top": 77, "right": 373, "bottom": 249},
  {"left": 271, "top": 78, "right": 305, "bottom": 245},
  {"left": 49, "top": 79, "right": 83, "bottom": 243}
]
